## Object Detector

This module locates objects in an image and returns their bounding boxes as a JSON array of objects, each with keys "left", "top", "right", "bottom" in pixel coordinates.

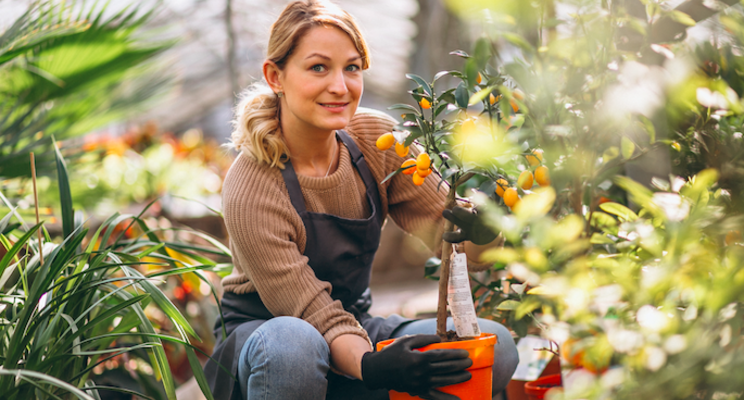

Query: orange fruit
[
  {"left": 395, "top": 142, "right": 409, "bottom": 157},
  {"left": 495, "top": 178, "right": 508, "bottom": 197},
  {"left": 560, "top": 338, "right": 584, "bottom": 367},
  {"left": 401, "top": 159, "right": 417, "bottom": 175},
  {"left": 509, "top": 89, "right": 524, "bottom": 113},
  {"left": 525, "top": 149, "right": 544, "bottom": 166},
  {"left": 503, "top": 188, "right": 519, "bottom": 207},
  {"left": 518, "top": 170, "right": 534, "bottom": 190},
  {"left": 376, "top": 132, "right": 395, "bottom": 151},
  {"left": 412, "top": 171, "right": 426, "bottom": 186},
  {"left": 535, "top": 166, "right": 550, "bottom": 186},
  {"left": 419, "top": 98, "right": 432, "bottom": 109},
  {"left": 476, "top": 72, "right": 483, "bottom": 85},
  {"left": 417, "top": 167, "right": 432, "bottom": 177},
  {"left": 489, "top": 93, "right": 498, "bottom": 105},
  {"left": 416, "top": 153, "right": 431, "bottom": 172}
]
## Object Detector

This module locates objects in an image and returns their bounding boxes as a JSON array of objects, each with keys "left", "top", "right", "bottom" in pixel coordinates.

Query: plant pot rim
[
  {"left": 377, "top": 332, "right": 497, "bottom": 351},
  {"left": 524, "top": 373, "right": 562, "bottom": 394}
]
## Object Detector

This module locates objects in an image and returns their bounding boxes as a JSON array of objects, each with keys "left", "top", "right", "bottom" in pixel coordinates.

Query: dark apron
[{"left": 203, "top": 130, "right": 410, "bottom": 400}]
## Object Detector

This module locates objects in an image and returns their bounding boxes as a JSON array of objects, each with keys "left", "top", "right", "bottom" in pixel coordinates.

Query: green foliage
[
  {"left": 391, "top": 0, "right": 744, "bottom": 398},
  {"left": 0, "top": 146, "right": 228, "bottom": 399},
  {"left": 0, "top": 1, "right": 172, "bottom": 179}
]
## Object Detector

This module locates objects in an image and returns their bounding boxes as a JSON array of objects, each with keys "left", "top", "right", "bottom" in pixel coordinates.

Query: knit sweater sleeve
[
  {"left": 220, "top": 153, "right": 369, "bottom": 346},
  {"left": 346, "top": 108, "right": 447, "bottom": 254}
]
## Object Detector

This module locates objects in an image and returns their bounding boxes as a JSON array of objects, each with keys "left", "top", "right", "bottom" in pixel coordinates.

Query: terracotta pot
[
  {"left": 507, "top": 356, "right": 562, "bottom": 400},
  {"left": 524, "top": 374, "right": 562, "bottom": 400},
  {"left": 375, "top": 333, "right": 497, "bottom": 400}
]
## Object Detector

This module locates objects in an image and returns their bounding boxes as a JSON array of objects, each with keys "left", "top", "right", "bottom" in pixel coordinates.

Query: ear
[{"left": 263, "top": 60, "right": 283, "bottom": 94}]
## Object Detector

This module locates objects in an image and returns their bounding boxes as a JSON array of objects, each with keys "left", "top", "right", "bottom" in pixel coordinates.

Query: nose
[{"left": 327, "top": 69, "right": 348, "bottom": 96}]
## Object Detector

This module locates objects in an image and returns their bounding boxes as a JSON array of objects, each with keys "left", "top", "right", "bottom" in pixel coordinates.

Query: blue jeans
[{"left": 237, "top": 316, "right": 518, "bottom": 400}]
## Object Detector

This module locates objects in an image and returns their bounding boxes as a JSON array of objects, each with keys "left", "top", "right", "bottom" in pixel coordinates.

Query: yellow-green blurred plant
[{"left": 385, "top": 0, "right": 744, "bottom": 397}]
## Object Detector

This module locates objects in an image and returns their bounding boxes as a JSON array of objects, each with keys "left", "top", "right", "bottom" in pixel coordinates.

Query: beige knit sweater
[{"left": 220, "top": 108, "right": 447, "bottom": 346}]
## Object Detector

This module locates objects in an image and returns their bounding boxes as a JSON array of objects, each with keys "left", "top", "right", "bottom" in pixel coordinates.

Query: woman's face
[{"left": 273, "top": 25, "right": 364, "bottom": 137}]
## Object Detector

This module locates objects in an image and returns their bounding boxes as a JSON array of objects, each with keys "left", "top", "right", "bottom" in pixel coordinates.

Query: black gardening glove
[
  {"left": 442, "top": 206, "right": 498, "bottom": 245},
  {"left": 361, "top": 335, "right": 472, "bottom": 400}
]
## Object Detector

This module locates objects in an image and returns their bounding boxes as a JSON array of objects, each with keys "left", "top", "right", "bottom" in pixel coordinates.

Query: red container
[
  {"left": 376, "top": 333, "right": 497, "bottom": 400},
  {"left": 524, "top": 374, "right": 562, "bottom": 400}
]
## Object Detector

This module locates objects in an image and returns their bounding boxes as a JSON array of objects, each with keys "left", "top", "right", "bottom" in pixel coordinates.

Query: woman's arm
[{"left": 329, "top": 334, "right": 372, "bottom": 379}]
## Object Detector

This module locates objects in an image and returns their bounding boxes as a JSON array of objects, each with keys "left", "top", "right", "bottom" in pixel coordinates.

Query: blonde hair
[{"left": 231, "top": 0, "right": 370, "bottom": 168}]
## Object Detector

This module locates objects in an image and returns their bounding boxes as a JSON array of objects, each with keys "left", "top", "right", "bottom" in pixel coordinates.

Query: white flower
[
  {"left": 651, "top": 193, "right": 690, "bottom": 221},
  {"left": 637, "top": 305, "right": 669, "bottom": 332}
]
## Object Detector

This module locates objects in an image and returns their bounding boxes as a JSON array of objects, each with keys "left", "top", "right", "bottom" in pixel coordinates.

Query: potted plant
[{"left": 374, "top": 37, "right": 530, "bottom": 398}]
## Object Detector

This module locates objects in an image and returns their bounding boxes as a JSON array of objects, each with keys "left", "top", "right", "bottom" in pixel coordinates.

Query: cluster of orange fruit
[
  {"left": 560, "top": 337, "right": 611, "bottom": 374},
  {"left": 376, "top": 132, "right": 433, "bottom": 186},
  {"left": 495, "top": 149, "right": 550, "bottom": 210}
]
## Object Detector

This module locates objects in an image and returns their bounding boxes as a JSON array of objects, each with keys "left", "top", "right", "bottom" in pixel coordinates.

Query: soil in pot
[
  {"left": 524, "top": 374, "right": 562, "bottom": 400},
  {"left": 376, "top": 332, "right": 497, "bottom": 400}
]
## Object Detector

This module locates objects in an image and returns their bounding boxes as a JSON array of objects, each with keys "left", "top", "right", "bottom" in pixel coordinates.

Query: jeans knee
[
  {"left": 246, "top": 317, "right": 329, "bottom": 363},
  {"left": 239, "top": 317, "right": 330, "bottom": 399}
]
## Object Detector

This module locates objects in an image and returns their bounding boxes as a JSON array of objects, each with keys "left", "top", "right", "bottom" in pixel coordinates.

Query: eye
[
  {"left": 311, "top": 64, "right": 326, "bottom": 72},
  {"left": 346, "top": 64, "right": 361, "bottom": 72}
]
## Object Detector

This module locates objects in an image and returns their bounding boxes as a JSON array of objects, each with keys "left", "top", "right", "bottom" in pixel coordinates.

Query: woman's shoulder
[
  {"left": 222, "top": 152, "right": 287, "bottom": 206},
  {"left": 345, "top": 107, "right": 397, "bottom": 140}
]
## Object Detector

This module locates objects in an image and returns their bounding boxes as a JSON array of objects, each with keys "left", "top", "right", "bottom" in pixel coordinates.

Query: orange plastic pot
[
  {"left": 524, "top": 374, "right": 562, "bottom": 400},
  {"left": 375, "top": 333, "right": 497, "bottom": 400}
]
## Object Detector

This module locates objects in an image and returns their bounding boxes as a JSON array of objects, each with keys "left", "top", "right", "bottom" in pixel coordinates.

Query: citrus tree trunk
[{"left": 436, "top": 188, "right": 458, "bottom": 338}]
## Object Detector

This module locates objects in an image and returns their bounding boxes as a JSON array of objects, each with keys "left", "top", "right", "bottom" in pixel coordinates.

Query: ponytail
[{"left": 230, "top": 83, "right": 289, "bottom": 169}]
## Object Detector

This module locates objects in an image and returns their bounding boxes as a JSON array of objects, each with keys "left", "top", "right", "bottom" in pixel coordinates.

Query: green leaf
[
  {"left": 590, "top": 233, "right": 615, "bottom": 245},
  {"left": 464, "top": 58, "right": 479, "bottom": 87},
  {"left": 469, "top": 86, "right": 497, "bottom": 106},
  {"left": 449, "top": 50, "right": 470, "bottom": 58},
  {"left": 405, "top": 73, "right": 432, "bottom": 97},
  {"left": 388, "top": 104, "right": 420, "bottom": 114},
  {"left": 599, "top": 202, "right": 639, "bottom": 222},
  {"left": 669, "top": 10, "right": 696, "bottom": 26},
  {"left": 186, "top": 347, "right": 215, "bottom": 400},
  {"left": 433, "top": 70, "right": 457, "bottom": 83},
  {"left": 455, "top": 82, "right": 469, "bottom": 109},
  {"left": 473, "top": 37, "right": 491, "bottom": 70},
  {"left": 497, "top": 300, "right": 521, "bottom": 311},
  {"left": 121, "top": 266, "right": 200, "bottom": 341},
  {"left": 602, "top": 146, "right": 619, "bottom": 163},
  {"left": 0, "top": 369, "right": 95, "bottom": 400},
  {"left": 381, "top": 169, "right": 401, "bottom": 185},
  {"left": 0, "top": 223, "right": 42, "bottom": 278},
  {"left": 52, "top": 137, "right": 74, "bottom": 238},
  {"left": 621, "top": 137, "right": 635, "bottom": 160},
  {"left": 638, "top": 116, "right": 656, "bottom": 144}
]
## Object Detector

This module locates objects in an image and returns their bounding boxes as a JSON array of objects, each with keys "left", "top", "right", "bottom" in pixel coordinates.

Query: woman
[{"left": 203, "top": 1, "right": 518, "bottom": 400}]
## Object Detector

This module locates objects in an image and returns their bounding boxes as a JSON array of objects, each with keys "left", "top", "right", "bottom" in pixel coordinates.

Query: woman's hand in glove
[
  {"left": 442, "top": 206, "right": 498, "bottom": 245},
  {"left": 361, "top": 334, "right": 472, "bottom": 400}
]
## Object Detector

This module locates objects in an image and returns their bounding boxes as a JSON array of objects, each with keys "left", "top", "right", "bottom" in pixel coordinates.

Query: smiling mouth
[{"left": 320, "top": 103, "right": 348, "bottom": 108}]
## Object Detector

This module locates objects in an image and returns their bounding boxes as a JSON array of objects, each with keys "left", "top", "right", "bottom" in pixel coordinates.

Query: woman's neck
[{"left": 281, "top": 122, "right": 339, "bottom": 178}]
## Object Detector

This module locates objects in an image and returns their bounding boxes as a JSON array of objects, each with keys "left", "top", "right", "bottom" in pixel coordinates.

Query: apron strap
[
  {"left": 279, "top": 160, "right": 307, "bottom": 214},
  {"left": 337, "top": 130, "right": 378, "bottom": 195},
  {"left": 281, "top": 130, "right": 378, "bottom": 215}
]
